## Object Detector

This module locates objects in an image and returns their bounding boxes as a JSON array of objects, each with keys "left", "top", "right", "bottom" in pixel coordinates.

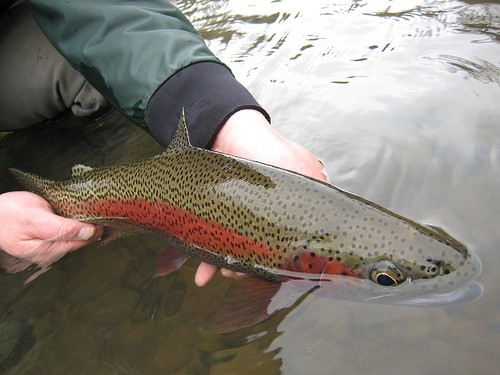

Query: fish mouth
[
  {"left": 368, "top": 280, "right": 484, "bottom": 307},
  {"left": 309, "top": 276, "right": 484, "bottom": 308},
  {"left": 401, "top": 252, "right": 483, "bottom": 307}
]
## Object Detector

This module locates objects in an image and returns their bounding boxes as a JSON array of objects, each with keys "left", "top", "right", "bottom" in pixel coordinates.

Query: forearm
[{"left": 25, "top": 0, "right": 269, "bottom": 147}]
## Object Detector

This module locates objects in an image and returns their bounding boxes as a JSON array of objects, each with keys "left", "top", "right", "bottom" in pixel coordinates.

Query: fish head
[
  {"left": 354, "top": 224, "right": 482, "bottom": 288},
  {"left": 300, "top": 217, "right": 483, "bottom": 306}
]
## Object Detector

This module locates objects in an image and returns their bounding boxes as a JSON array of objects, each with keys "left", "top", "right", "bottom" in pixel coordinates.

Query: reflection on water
[{"left": 1, "top": 0, "right": 499, "bottom": 374}]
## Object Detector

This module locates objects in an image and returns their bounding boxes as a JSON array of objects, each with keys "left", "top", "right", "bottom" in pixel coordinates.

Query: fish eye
[
  {"left": 369, "top": 261, "right": 405, "bottom": 287},
  {"left": 372, "top": 272, "right": 398, "bottom": 286}
]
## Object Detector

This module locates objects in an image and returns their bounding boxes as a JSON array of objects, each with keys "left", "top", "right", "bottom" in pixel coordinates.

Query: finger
[
  {"left": 194, "top": 262, "right": 219, "bottom": 287},
  {"left": 27, "top": 209, "right": 101, "bottom": 243},
  {"left": 21, "top": 214, "right": 104, "bottom": 263},
  {"left": 47, "top": 225, "right": 104, "bottom": 254},
  {"left": 43, "top": 237, "right": 96, "bottom": 256}
]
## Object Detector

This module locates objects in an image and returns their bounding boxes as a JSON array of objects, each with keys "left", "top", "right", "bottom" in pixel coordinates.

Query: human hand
[
  {"left": 194, "top": 109, "right": 328, "bottom": 286},
  {"left": 0, "top": 191, "right": 103, "bottom": 268}
]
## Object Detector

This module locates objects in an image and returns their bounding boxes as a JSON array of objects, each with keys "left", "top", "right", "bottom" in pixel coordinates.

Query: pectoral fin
[{"left": 209, "top": 276, "right": 317, "bottom": 333}]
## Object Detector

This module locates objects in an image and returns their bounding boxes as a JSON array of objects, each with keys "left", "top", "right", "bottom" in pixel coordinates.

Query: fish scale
[{"left": 9, "top": 112, "right": 481, "bottom": 300}]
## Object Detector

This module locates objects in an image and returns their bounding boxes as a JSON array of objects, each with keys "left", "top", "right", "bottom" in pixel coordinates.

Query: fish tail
[{"left": 9, "top": 168, "right": 53, "bottom": 196}]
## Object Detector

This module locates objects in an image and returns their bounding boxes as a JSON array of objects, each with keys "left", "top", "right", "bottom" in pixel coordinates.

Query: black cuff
[{"left": 145, "top": 62, "right": 270, "bottom": 148}]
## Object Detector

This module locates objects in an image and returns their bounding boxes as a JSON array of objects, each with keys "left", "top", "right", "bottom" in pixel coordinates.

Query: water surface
[{"left": 1, "top": 0, "right": 499, "bottom": 374}]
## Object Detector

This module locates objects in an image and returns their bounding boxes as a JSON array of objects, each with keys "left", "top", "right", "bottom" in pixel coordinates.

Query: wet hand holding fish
[
  {"left": 9, "top": 112, "right": 482, "bottom": 331},
  {"left": 0, "top": 191, "right": 102, "bottom": 266}
]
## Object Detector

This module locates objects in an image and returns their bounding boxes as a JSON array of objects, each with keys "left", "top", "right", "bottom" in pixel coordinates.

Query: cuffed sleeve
[{"left": 146, "top": 62, "right": 269, "bottom": 148}]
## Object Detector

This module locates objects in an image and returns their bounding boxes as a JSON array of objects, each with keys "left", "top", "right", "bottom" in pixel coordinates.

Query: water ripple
[{"left": 424, "top": 54, "right": 500, "bottom": 84}]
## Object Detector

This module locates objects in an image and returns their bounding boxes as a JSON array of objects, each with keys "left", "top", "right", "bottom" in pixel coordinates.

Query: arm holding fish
[{"left": 2, "top": 0, "right": 325, "bottom": 283}]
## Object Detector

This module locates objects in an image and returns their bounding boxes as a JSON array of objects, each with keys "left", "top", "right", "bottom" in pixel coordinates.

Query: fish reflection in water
[{"left": 9, "top": 113, "right": 483, "bottom": 332}]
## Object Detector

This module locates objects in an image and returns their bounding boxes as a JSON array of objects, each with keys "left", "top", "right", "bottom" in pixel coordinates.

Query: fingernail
[{"left": 77, "top": 226, "right": 95, "bottom": 240}]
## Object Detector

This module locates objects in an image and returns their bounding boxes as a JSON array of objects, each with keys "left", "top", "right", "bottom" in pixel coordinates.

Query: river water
[{"left": 1, "top": 0, "right": 499, "bottom": 374}]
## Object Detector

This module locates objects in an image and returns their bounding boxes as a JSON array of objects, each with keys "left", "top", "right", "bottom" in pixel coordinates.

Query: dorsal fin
[
  {"left": 72, "top": 164, "right": 94, "bottom": 177},
  {"left": 164, "top": 109, "right": 191, "bottom": 153}
]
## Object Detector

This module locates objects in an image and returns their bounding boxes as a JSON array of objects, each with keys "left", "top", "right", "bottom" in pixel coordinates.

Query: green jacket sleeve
[{"left": 25, "top": 0, "right": 269, "bottom": 147}]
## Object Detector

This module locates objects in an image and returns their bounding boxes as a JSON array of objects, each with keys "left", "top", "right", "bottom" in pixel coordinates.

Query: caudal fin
[{"left": 9, "top": 168, "right": 52, "bottom": 196}]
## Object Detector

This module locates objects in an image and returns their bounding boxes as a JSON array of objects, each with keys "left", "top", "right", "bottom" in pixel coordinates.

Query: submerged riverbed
[{"left": 1, "top": 0, "right": 499, "bottom": 374}]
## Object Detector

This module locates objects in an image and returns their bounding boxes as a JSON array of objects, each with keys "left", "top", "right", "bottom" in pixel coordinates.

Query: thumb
[
  {"left": 74, "top": 223, "right": 98, "bottom": 241},
  {"left": 31, "top": 209, "right": 100, "bottom": 243}
]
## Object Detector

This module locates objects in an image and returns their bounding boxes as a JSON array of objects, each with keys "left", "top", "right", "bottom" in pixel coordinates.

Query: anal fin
[{"left": 154, "top": 246, "right": 189, "bottom": 277}]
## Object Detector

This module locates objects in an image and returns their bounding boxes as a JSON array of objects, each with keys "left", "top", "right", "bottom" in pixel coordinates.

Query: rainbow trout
[{"left": 10, "top": 112, "right": 482, "bottom": 331}]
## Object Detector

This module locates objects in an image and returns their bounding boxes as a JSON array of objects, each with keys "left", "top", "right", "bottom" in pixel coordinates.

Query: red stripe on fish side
[{"left": 74, "top": 198, "right": 273, "bottom": 260}]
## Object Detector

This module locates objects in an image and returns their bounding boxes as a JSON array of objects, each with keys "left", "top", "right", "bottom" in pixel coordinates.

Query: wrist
[{"left": 211, "top": 109, "right": 272, "bottom": 155}]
